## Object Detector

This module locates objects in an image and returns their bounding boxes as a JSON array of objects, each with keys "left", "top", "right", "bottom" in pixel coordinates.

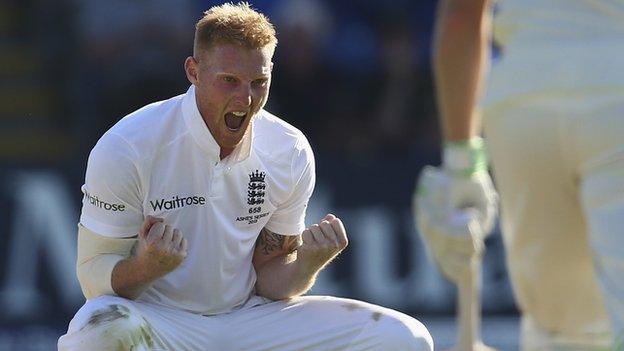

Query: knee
[
  {"left": 59, "top": 304, "right": 155, "bottom": 351},
  {"left": 87, "top": 304, "right": 154, "bottom": 346},
  {"left": 377, "top": 315, "right": 433, "bottom": 351}
]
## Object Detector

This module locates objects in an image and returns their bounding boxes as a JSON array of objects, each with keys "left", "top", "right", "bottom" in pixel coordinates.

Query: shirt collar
[{"left": 182, "top": 85, "right": 254, "bottom": 162}]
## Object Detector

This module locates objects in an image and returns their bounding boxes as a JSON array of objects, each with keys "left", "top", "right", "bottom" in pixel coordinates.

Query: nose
[{"left": 234, "top": 83, "right": 252, "bottom": 107}]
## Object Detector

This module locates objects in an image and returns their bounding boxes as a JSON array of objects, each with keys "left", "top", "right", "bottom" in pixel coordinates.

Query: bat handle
[{"left": 457, "top": 254, "right": 483, "bottom": 350}]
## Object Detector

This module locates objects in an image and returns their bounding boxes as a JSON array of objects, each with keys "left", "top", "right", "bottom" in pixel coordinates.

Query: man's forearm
[
  {"left": 111, "top": 256, "right": 161, "bottom": 300},
  {"left": 434, "top": 0, "right": 491, "bottom": 142},
  {"left": 254, "top": 254, "right": 324, "bottom": 300}
]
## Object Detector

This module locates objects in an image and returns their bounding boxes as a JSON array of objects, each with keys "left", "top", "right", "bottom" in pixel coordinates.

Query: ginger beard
[{"left": 188, "top": 43, "right": 273, "bottom": 156}]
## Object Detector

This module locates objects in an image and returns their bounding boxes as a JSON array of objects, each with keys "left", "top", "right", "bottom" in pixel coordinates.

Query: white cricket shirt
[
  {"left": 484, "top": 0, "right": 624, "bottom": 109},
  {"left": 80, "top": 85, "right": 315, "bottom": 315}
]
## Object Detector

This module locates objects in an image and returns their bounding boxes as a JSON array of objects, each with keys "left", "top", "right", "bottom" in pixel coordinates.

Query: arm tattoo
[
  {"left": 257, "top": 228, "right": 302, "bottom": 256},
  {"left": 257, "top": 228, "right": 286, "bottom": 255}
]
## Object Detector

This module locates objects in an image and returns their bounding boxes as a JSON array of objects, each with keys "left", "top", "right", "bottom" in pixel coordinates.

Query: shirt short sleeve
[
  {"left": 79, "top": 132, "right": 144, "bottom": 237},
  {"left": 264, "top": 137, "right": 315, "bottom": 236}
]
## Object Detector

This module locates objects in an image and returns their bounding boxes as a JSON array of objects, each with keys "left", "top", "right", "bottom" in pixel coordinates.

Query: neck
[{"left": 220, "top": 147, "right": 234, "bottom": 160}]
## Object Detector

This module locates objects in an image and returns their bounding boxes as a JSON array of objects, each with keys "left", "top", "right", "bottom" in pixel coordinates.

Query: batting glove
[{"left": 413, "top": 138, "right": 498, "bottom": 283}]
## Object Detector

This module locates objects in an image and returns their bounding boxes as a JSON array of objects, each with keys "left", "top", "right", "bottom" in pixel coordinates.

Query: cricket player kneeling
[
  {"left": 58, "top": 3, "right": 433, "bottom": 350},
  {"left": 62, "top": 216, "right": 433, "bottom": 351}
]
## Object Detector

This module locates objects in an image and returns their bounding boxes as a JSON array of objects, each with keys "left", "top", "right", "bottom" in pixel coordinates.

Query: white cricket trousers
[
  {"left": 57, "top": 295, "right": 433, "bottom": 351},
  {"left": 483, "top": 90, "right": 624, "bottom": 350}
]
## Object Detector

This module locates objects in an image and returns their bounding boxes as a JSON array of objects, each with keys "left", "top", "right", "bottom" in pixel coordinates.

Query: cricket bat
[
  {"left": 444, "top": 211, "right": 497, "bottom": 351},
  {"left": 452, "top": 237, "right": 496, "bottom": 351}
]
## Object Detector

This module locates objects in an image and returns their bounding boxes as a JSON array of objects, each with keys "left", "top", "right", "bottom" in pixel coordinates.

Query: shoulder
[
  {"left": 97, "top": 92, "right": 187, "bottom": 159},
  {"left": 253, "top": 110, "right": 314, "bottom": 166}
]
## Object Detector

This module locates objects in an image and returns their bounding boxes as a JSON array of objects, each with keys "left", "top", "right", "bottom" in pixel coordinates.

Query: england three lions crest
[
  {"left": 236, "top": 170, "right": 269, "bottom": 224},
  {"left": 247, "top": 170, "right": 266, "bottom": 206}
]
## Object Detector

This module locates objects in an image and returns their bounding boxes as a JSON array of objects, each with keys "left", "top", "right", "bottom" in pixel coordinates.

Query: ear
[{"left": 184, "top": 56, "right": 199, "bottom": 85}]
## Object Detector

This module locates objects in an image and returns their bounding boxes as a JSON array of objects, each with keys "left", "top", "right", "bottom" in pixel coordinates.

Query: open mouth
[{"left": 225, "top": 111, "right": 247, "bottom": 132}]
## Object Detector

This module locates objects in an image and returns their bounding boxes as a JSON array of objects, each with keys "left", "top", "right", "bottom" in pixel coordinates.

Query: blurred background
[{"left": 0, "top": 0, "right": 519, "bottom": 349}]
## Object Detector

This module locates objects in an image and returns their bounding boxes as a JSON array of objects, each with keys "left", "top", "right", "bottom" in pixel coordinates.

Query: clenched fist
[
  {"left": 298, "top": 214, "right": 348, "bottom": 270},
  {"left": 134, "top": 216, "right": 188, "bottom": 277}
]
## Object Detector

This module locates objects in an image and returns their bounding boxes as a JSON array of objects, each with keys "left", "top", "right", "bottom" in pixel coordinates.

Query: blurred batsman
[
  {"left": 414, "top": 0, "right": 624, "bottom": 350},
  {"left": 58, "top": 3, "right": 433, "bottom": 351}
]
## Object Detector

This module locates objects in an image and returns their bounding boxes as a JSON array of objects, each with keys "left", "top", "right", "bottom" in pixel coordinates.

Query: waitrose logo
[
  {"left": 84, "top": 190, "right": 125, "bottom": 212},
  {"left": 150, "top": 195, "right": 206, "bottom": 211}
]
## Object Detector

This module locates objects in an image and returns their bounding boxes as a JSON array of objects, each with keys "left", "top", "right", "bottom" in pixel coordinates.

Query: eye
[
  {"left": 222, "top": 76, "right": 236, "bottom": 83},
  {"left": 252, "top": 78, "right": 268, "bottom": 88}
]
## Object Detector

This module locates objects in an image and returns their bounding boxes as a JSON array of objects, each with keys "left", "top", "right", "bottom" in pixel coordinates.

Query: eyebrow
[{"left": 215, "top": 71, "right": 271, "bottom": 80}]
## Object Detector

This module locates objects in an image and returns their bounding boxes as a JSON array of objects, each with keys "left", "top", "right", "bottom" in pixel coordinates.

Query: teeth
[{"left": 232, "top": 111, "right": 246, "bottom": 117}]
